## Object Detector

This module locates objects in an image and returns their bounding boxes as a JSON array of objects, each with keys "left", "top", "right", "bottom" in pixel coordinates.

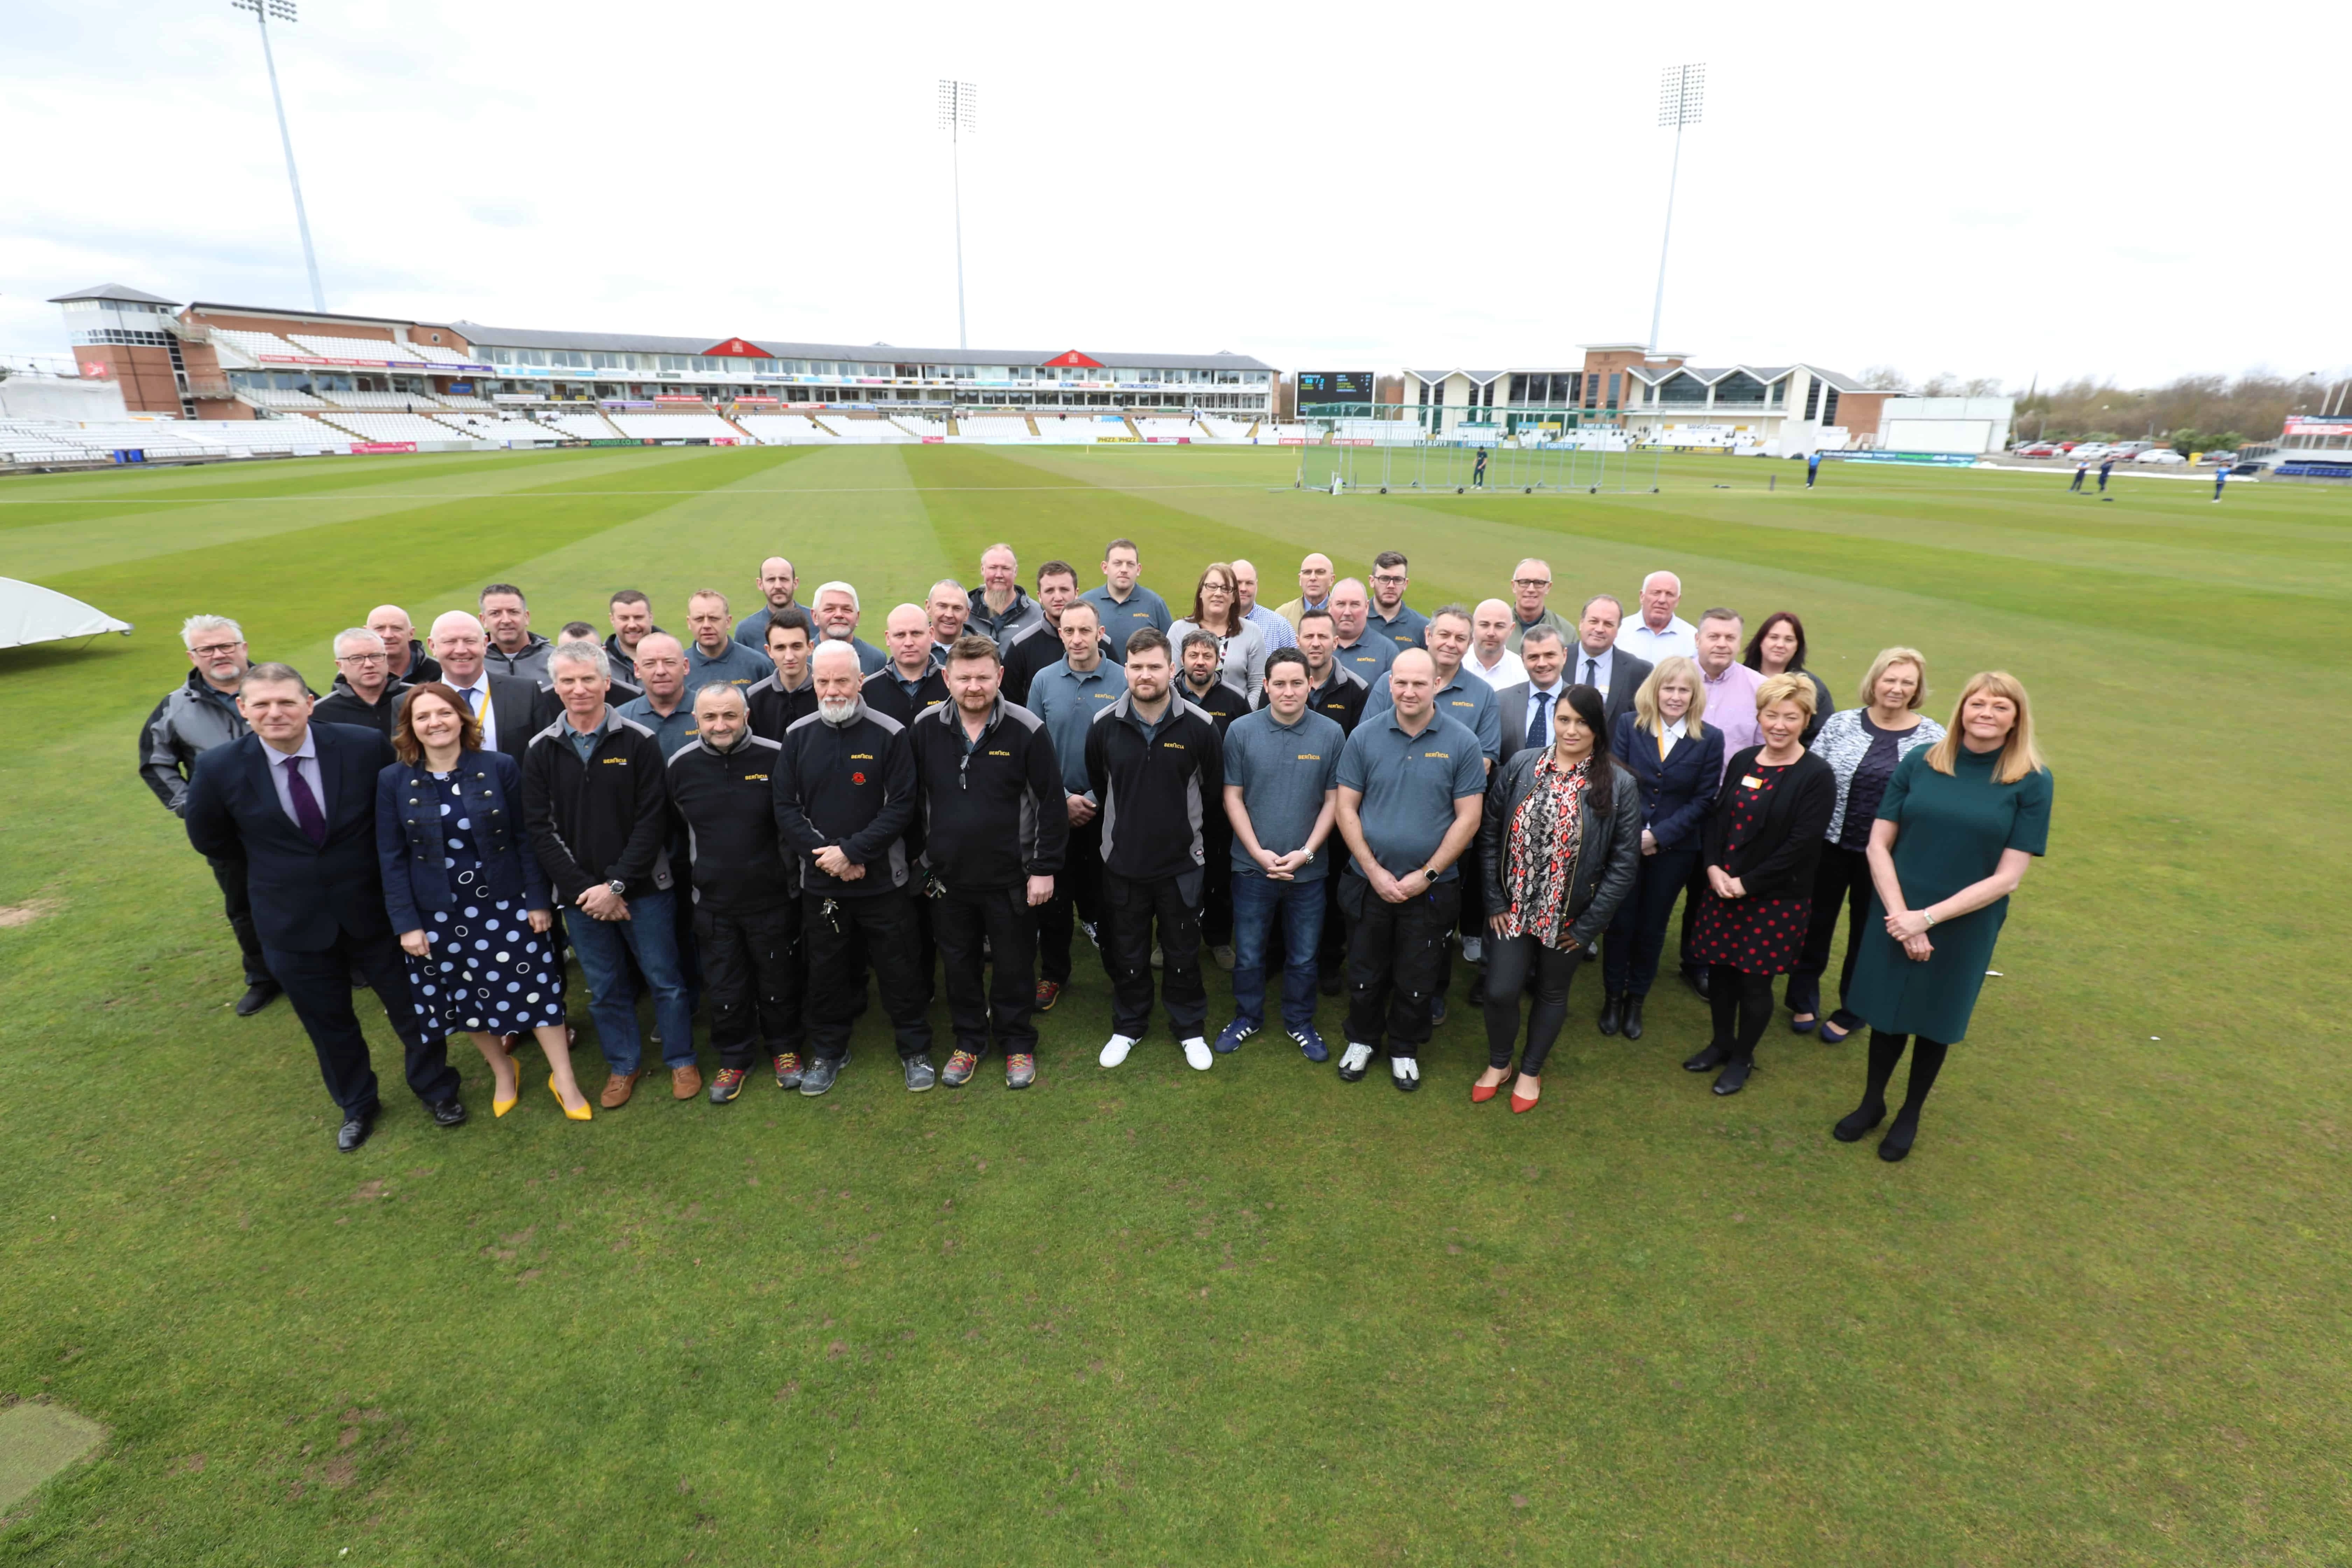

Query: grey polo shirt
[
  {"left": 1367, "top": 603, "right": 1428, "bottom": 650},
  {"left": 1363, "top": 667, "right": 1503, "bottom": 761},
  {"left": 1222, "top": 706, "right": 1344, "bottom": 882},
  {"left": 1078, "top": 583, "right": 1172, "bottom": 658},
  {"left": 682, "top": 638, "right": 771, "bottom": 697},
  {"left": 1335, "top": 710, "right": 1486, "bottom": 881},
  {"left": 1333, "top": 634, "right": 1396, "bottom": 685},
  {"left": 1027, "top": 656, "right": 1128, "bottom": 797}
]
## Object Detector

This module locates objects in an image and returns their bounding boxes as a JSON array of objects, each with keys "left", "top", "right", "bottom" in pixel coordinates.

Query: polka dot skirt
[{"left": 402, "top": 770, "right": 567, "bottom": 1036}]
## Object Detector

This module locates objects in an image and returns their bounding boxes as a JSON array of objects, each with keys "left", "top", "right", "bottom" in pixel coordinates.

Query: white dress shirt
[
  {"left": 1570, "top": 643, "right": 1615, "bottom": 694},
  {"left": 1618, "top": 615, "right": 1698, "bottom": 665},
  {"left": 446, "top": 674, "right": 498, "bottom": 752},
  {"left": 1521, "top": 678, "right": 1568, "bottom": 747},
  {"left": 1465, "top": 647, "right": 1526, "bottom": 690},
  {"left": 262, "top": 728, "right": 326, "bottom": 831}
]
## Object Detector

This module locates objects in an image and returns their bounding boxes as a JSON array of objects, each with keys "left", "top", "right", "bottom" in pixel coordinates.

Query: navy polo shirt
[
  {"left": 1363, "top": 667, "right": 1503, "bottom": 762},
  {"left": 1078, "top": 583, "right": 1172, "bottom": 658},
  {"left": 1222, "top": 707, "right": 1344, "bottom": 881},
  {"left": 1335, "top": 710, "right": 1486, "bottom": 880}
]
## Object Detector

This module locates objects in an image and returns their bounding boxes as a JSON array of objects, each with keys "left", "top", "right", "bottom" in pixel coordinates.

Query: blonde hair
[
  {"left": 1926, "top": 671, "right": 2044, "bottom": 785},
  {"left": 1631, "top": 654, "right": 1708, "bottom": 740},
  {"left": 1754, "top": 671, "right": 1817, "bottom": 720},
  {"left": 1857, "top": 646, "right": 1928, "bottom": 712}
]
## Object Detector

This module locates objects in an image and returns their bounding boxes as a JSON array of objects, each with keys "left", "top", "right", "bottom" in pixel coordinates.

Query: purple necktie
[{"left": 282, "top": 756, "right": 328, "bottom": 845}]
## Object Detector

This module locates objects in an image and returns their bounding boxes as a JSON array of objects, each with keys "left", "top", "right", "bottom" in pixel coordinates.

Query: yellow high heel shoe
[
  {"left": 491, "top": 1049, "right": 519, "bottom": 1118},
  {"left": 550, "top": 1075, "right": 593, "bottom": 1121}
]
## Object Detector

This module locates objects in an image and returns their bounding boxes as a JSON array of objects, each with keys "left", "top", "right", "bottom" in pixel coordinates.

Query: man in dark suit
[
  {"left": 184, "top": 663, "right": 463, "bottom": 1152},
  {"left": 408, "top": 610, "right": 552, "bottom": 762},
  {"left": 1566, "top": 594, "right": 1652, "bottom": 735},
  {"left": 1493, "top": 624, "right": 1571, "bottom": 767}
]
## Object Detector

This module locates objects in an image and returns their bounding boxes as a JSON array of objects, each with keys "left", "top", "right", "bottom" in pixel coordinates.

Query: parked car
[
  {"left": 2014, "top": 441, "right": 2064, "bottom": 458},
  {"left": 2110, "top": 441, "right": 2157, "bottom": 456},
  {"left": 2070, "top": 443, "right": 2113, "bottom": 462},
  {"left": 2198, "top": 450, "right": 2239, "bottom": 466},
  {"left": 2134, "top": 448, "right": 2186, "bottom": 465}
]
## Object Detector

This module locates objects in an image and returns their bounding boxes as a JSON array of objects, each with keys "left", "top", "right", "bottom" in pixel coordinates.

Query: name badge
[{"left": 1741, "top": 775, "right": 1764, "bottom": 789}]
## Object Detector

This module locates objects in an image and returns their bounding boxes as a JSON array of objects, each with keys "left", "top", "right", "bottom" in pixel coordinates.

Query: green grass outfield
[{"left": 1, "top": 444, "right": 2344, "bottom": 1565}]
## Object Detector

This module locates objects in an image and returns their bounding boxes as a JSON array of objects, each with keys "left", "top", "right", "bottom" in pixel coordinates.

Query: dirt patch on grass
[{"left": 0, "top": 899, "right": 58, "bottom": 929}]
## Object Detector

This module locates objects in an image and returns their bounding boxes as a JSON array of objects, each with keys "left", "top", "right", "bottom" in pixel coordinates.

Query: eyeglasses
[
  {"left": 1371, "top": 573, "right": 1408, "bottom": 585},
  {"left": 1512, "top": 578, "right": 1551, "bottom": 589},
  {"left": 189, "top": 642, "right": 244, "bottom": 658},
  {"left": 336, "top": 652, "right": 388, "bottom": 664}
]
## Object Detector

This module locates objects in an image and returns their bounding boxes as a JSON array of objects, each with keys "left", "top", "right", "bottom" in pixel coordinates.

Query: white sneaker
[
  {"left": 1337, "top": 1042, "right": 1375, "bottom": 1082},
  {"left": 1098, "top": 1034, "right": 1137, "bottom": 1068},
  {"left": 1391, "top": 1056, "right": 1422, "bottom": 1092},
  {"left": 1181, "top": 1037, "right": 1213, "bottom": 1071}
]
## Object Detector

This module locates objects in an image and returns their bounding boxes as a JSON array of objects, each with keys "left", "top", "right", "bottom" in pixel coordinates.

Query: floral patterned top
[{"left": 1498, "top": 752, "right": 1590, "bottom": 949}]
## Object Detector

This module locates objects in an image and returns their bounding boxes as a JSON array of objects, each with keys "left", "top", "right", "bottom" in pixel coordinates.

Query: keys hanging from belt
[{"left": 819, "top": 897, "right": 844, "bottom": 934}]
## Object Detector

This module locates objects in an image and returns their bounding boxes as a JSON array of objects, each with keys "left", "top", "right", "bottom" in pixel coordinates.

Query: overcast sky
[{"left": 4, "top": 0, "right": 2346, "bottom": 388}]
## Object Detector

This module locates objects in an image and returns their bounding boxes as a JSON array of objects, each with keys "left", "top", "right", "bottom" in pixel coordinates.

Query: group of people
[{"left": 142, "top": 542, "right": 2052, "bottom": 1163}]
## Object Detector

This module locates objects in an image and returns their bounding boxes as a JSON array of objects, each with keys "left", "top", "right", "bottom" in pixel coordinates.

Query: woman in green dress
[{"left": 1837, "top": 671, "right": 2052, "bottom": 1162}]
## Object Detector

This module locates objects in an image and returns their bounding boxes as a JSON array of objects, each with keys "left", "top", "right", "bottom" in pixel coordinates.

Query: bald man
[
  {"left": 862, "top": 604, "right": 951, "bottom": 726},
  {"left": 1464, "top": 599, "right": 1526, "bottom": 689},
  {"left": 1503, "top": 558, "right": 1573, "bottom": 654},
  {"left": 1274, "top": 553, "right": 1336, "bottom": 632},
  {"left": 730, "top": 556, "right": 802, "bottom": 650},
  {"left": 405, "top": 609, "right": 554, "bottom": 760},
  {"left": 367, "top": 604, "right": 440, "bottom": 685},
  {"left": 1229, "top": 559, "right": 1297, "bottom": 651}
]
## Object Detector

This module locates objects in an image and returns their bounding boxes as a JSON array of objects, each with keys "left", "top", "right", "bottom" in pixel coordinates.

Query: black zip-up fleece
[
  {"left": 520, "top": 709, "right": 674, "bottom": 902},
  {"left": 667, "top": 734, "right": 796, "bottom": 913},
  {"left": 905, "top": 698, "right": 1068, "bottom": 889},
  {"left": 1084, "top": 690, "right": 1224, "bottom": 881},
  {"left": 770, "top": 703, "right": 917, "bottom": 897}
]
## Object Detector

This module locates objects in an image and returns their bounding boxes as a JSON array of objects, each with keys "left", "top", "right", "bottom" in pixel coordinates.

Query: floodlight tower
[
  {"left": 936, "top": 79, "right": 978, "bottom": 350},
  {"left": 233, "top": 0, "right": 326, "bottom": 312},
  {"left": 1647, "top": 62, "right": 1705, "bottom": 358}
]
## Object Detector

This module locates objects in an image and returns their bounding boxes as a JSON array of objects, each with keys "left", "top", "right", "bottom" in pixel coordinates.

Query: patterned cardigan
[{"left": 1813, "top": 708, "right": 1946, "bottom": 842}]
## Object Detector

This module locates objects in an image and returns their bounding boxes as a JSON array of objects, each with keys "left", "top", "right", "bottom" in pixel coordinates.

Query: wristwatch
[
  {"left": 1420, "top": 866, "right": 1440, "bottom": 883},
  {"left": 605, "top": 878, "right": 627, "bottom": 897}
]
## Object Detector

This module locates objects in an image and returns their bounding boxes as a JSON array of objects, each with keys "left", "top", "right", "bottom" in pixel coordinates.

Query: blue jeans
[
  {"left": 564, "top": 888, "right": 695, "bottom": 1074},
  {"left": 1230, "top": 871, "right": 1325, "bottom": 1032}
]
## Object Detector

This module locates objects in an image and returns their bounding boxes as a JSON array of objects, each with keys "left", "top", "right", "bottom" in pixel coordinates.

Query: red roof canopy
[
  {"left": 1040, "top": 349, "right": 1104, "bottom": 369},
  {"left": 700, "top": 337, "right": 774, "bottom": 358}
]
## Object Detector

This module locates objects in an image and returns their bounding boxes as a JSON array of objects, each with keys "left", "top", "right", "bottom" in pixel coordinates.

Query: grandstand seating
[
  {"left": 607, "top": 413, "right": 749, "bottom": 443},
  {"left": 892, "top": 415, "right": 948, "bottom": 439},
  {"left": 1197, "top": 416, "right": 1253, "bottom": 440},
  {"left": 1133, "top": 416, "right": 1197, "bottom": 440},
  {"left": 315, "top": 389, "right": 449, "bottom": 412},
  {"left": 433, "top": 414, "right": 561, "bottom": 445},
  {"left": 1260, "top": 424, "right": 1309, "bottom": 442},
  {"left": 544, "top": 413, "right": 622, "bottom": 441},
  {"left": 435, "top": 393, "right": 495, "bottom": 411},
  {"left": 953, "top": 416, "right": 1032, "bottom": 442},
  {"left": 207, "top": 328, "right": 308, "bottom": 364},
  {"left": 1035, "top": 415, "right": 1127, "bottom": 441},
  {"left": 246, "top": 387, "right": 330, "bottom": 410},
  {"left": 288, "top": 334, "right": 429, "bottom": 363},
  {"left": 0, "top": 420, "right": 116, "bottom": 464},
  {"left": 733, "top": 415, "right": 834, "bottom": 444},
  {"left": 313, "top": 412, "right": 490, "bottom": 446},
  {"left": 404, "top": 342, "right": 478, "bottom": 365}
]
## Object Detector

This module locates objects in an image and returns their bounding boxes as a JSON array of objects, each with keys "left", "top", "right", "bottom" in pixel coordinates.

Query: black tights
[
  {"left": 1707, "top": 964, "right": 1776, "bottom": 1062},
  {"left": 1862, "top": 1029, "right": 1950, "bottom": 1125}
]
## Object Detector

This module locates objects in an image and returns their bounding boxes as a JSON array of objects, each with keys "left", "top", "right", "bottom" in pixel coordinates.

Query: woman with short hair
[
  {"left": 1681, "top": 674, "right": 1836, "bottom": 1096},
  {"left": 1600, "top": 655, "right": 1722, "bottom": 1040},
  {"left": 376, "top": 683, "right": 591, "bottom": 1121},
  {"left": 1474, "top": 684, "right": 1641, "bottom": 1111},
  {"left": 1837, "top": 672, "right": 2052, "bottom": 1161},
  {"left": 1787, "top": 648, "right": 1945, "bottom": 1041},
  {"left": 1742, "top": 610, "right": 1834, "bottom": 746},
  {"left": 1168, "top": 561, "right": 1269, "bottom": 701}
]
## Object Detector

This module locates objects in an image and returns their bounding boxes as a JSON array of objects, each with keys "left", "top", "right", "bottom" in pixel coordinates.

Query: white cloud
[{"left": 2, "top": 0, "right": 2346, "bottom": 386}]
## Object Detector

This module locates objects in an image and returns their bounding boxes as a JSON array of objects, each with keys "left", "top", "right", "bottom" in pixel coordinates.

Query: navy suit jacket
[
  {"left": 185, "top": 723, "right": 399, "bottom": 952},
  {"left": 1609, "top": 712, "right": 1724, "bottom": 853}
]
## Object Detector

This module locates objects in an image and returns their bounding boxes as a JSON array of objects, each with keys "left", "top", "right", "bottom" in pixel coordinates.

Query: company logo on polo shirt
[
  {"left": 601, "top": 756, "right": 628, "bottom": 765},
  {"left": 988, "top": 749, "right": 1011, "bottom": 757},
  {"left": 1422, "top": 750, "right": 1450, "bottom": 759},
  {"left": 1092, "top": 692, "right": 1114, "bottom": 700},
  {"left": 1296, "top": 753, "right": 1322, "bottom": 761},
  {"left": 1448, "top": 699, "right": 1473, "bottom": 708},
  {"left": 850, "top": 752, "right": 874, "bottom": 760},
  {"left": 744, "top": 773, "right": 769, "bottom": 782},
  {"left": 1162, "top": 741, "right": 1186, "bottom": 749}
]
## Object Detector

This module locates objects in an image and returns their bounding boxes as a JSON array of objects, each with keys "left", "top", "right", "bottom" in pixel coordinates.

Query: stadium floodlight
[
  {"left": 231, "top": 0, "right": 326, "bottom": 313},
  {"left": 936, "top": 79, "right": 977, "bottom": 351},
  {"left": 1646, "top": 62, "right": 1705, "bottom": 358}
]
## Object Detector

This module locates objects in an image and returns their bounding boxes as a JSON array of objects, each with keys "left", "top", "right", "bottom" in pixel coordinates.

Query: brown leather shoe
[
  {"left": 599, "top": 1069, "right": 643, "bottom": 1109},
  {"left": 671, "top": 1063, "right": 703, "bottom": 1100}
]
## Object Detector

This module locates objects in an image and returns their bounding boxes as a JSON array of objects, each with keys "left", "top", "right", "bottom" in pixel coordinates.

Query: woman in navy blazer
[
  {"left": 1599, "top": 655, "right": 1724, "bottom": 1039},
  {"left": 376, "top": 682, "right": 592, "bottom": 1120}
]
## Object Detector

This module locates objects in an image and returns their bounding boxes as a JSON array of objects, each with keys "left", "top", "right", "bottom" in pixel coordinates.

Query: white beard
[{"left": 818, "top": 696, "right": 860, "bottom": 727}]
